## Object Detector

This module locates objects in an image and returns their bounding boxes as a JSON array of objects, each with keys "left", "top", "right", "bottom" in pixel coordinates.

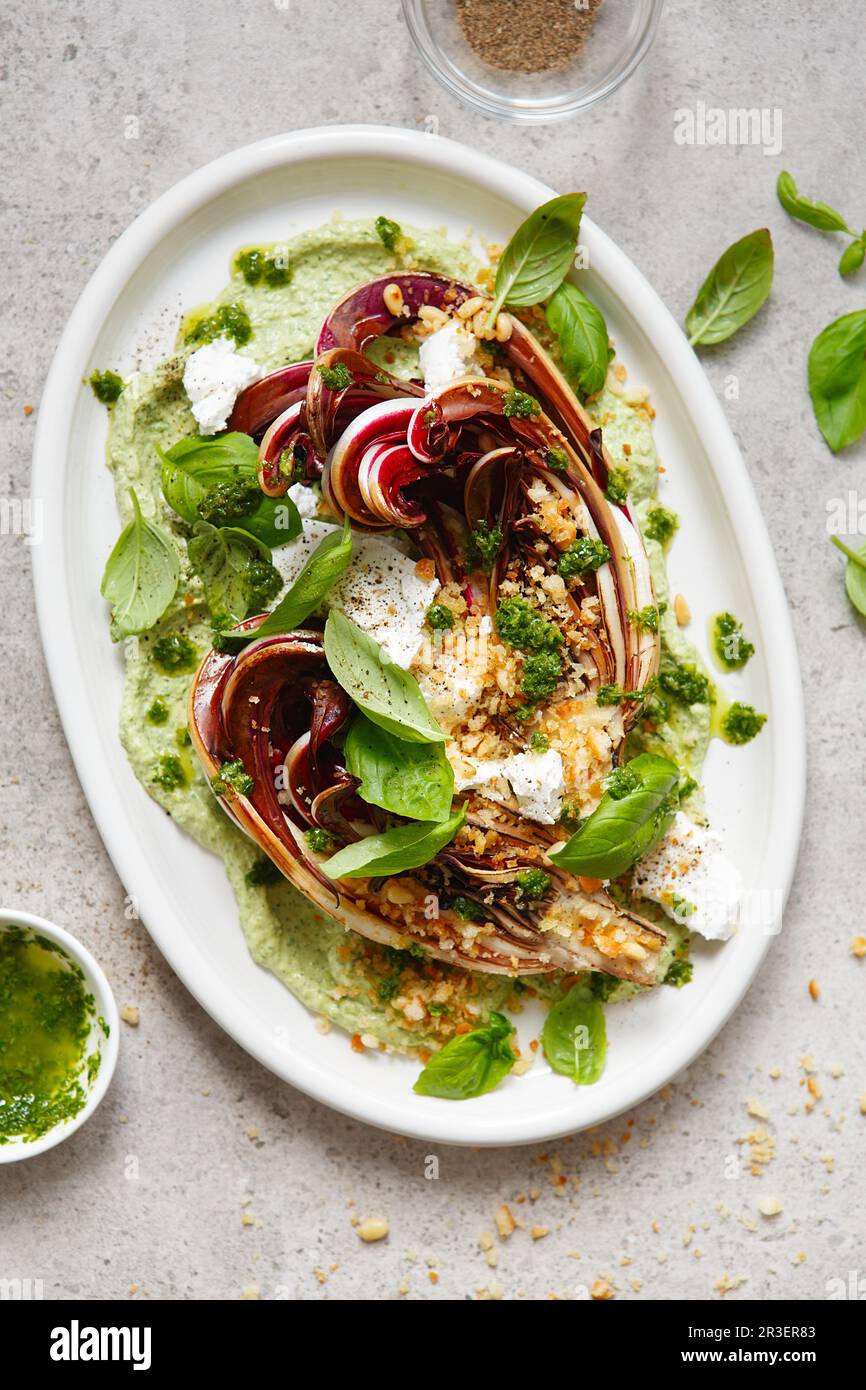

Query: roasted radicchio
[{"left": 192, "top": 273, "right": 666, "bottom": 984}]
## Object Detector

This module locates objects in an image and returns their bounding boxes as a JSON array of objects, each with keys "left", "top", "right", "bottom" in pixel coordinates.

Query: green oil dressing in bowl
[{"left": 0, "top": 928, "right": 95, "bottom": 1144}]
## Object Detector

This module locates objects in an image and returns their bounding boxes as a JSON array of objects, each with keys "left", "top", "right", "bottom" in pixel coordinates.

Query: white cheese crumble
[
  {"left": 287, "top": 480, "right": 321, "bottom": 519},
  {"left": 271, "top": 519, "right": 338, "bottom": 589},
  {"left": 269, "top": 521, "right": 437, "bottom": 667},
  {"left": 417, "top": 656, "right": 485, "bottom": 726},
  {"left": 182, "top": 335, "right": 261, "bottom": 435},
  {"left": 631, "top": 811, "right": 742, "bottom": 941},
  {"left": 327, "top": 534, "right": 440, "bottom": 668},
  {"left": 419, "top": 319, "right": 484, "bottom": 394},
  {"left": 457, "top": 749, "right": 565, "bottom": 826},
  {"left": 416, "top": 620, "right": 491, "bottom": 726}
]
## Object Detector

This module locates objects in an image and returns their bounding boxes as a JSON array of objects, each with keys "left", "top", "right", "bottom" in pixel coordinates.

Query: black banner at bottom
[{"left": 0, "top": 1295, "right": 855, "bottom": 1373}]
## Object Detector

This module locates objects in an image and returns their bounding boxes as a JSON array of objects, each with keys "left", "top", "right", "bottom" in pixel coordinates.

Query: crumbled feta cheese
[
  {"left": 327, "top": 534, "right": 439, "bottom": 668},
  {"left": 418, "top": 656, "right": 485, "bottom": 725},
  {"left": 419, "top": 319, "right": 484, "bottom": 394},
  {"left": 287, "top": 480, "right": 321, "bottom": 519},
  {"left": 631, "top": 811, "right": 742, "bottom": 941},
  {"left": 457, "top": 760, "right": 511, "bottom": 805},
  {"left": 458, "top": 749, "right": 565, "bottom": 825},
  {"left": 182, "top": 335, "right": 261, "bottom": 435},
  {"left": 506, "top": 750, "right": 566, "bottom": 824},
  {"left": 268, "top": 522, "right": 437, "bottom": 667},
  {"left": 271, "top": 519, "right": 339, "bottom": 588}
]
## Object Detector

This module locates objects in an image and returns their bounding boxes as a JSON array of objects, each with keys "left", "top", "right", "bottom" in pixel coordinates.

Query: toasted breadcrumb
[
  {"left": 495, "top": 1203, "right": 517, "bottom": 1239},
  {"left": 714, "top": 1272, "right": 748, "bottom": 1297}
]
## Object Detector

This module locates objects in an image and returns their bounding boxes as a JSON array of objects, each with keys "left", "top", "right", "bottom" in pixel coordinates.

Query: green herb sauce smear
[
  {"left": 709, "top": 611, "right": 755, "bottom": 672},
  {"left": 0, "top": 927, "right": 95, "bottom": 1144}
]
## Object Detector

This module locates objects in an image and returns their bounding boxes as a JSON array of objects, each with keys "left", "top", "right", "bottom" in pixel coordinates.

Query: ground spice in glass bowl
[
  {"left": 456, "top": 0, "right": 604, "bottom": 74},
  {"left": 402, "top": 0, "right": 663, "bottom": 123}
]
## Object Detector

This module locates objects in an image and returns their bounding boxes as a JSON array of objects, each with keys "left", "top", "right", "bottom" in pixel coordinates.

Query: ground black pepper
[{"left": 456, "top": 0, "right": 604, "bottom": 74}]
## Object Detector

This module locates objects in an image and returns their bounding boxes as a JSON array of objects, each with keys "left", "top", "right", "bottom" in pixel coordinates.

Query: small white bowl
[{"left": 0, "top": 910, "right": 119, "bottom": 1163}]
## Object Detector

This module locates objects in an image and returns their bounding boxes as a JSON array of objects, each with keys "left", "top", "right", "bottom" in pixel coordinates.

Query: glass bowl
[{"left": 402, "top": 0, "right": 664, "bottom": 123}]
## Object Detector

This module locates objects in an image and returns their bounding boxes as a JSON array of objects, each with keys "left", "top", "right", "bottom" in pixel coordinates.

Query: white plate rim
[{"left": 31, "top": 124, "right": 806, "bottom": 1146}]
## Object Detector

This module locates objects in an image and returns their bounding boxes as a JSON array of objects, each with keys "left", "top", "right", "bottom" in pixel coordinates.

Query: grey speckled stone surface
[{"left": 2, "top": 0, "right": 865, "bottom": 1302}]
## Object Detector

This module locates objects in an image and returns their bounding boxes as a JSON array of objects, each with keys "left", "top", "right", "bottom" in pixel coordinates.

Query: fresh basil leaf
[
  {"left": 344, "top": 713, "right": 454, "bottom": 823},
  {"left": 831, "top": 535, "right": 866, "bottom": 616},
  {"left": 685, "top": 228, "right": 774, "bottom": 347},
  {"left": 100, "top": 488, "right": 180, "bottom": 641},
  {"left": 808, "top": 310, "right": 866, "bottom": 453},
  {"left": 322, "top": 805, "right": 465, "bottom": 880},
  {"left": 839, "top": 235, "right": 866, "bottom": 278},
  {"left": 550, "top": 752, "right": 679, "bottom": 879},
  {"left": 545, "top": 282, "right": 609, "bottom": 397},
  {"left": 486, "top": 193, "right": 586, "bottom": 326},
  {"left": 413, "top": 1011, "right": 516, "bottom": 1100},
  {"left": 323, "top": 609, "right": 445, "bottom": 744},
  {"left": 160, "top": 433, "right": 258, "bottom": 521},
  {"left": 246, "top": 516, "right": 352, "bottom": 642},
  {"left": 188, "top": 521, "right": 273, "bottom": 622},
  {"left": 541, "top": 984, "right": 607, "bottom": 1084},
  {"left": 160, "top": 432, "right": 301, "bottom": 548},
  {"left": 776, "top": 171, "right": 852, "bottom": 234}
]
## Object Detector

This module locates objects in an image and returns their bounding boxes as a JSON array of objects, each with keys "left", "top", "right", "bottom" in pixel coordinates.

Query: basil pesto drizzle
[{"left": 0, "top": 928, "right": 96, "bottom": 1144}]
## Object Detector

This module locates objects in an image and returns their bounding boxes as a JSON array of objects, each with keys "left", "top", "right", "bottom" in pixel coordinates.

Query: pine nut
[
  {"left": 356, "top": 1217, "right": 389, "bottom": 1243},
  {"left": 383, "top": 282, "right": 404, "bottom": 317},
  {"left": 418, "top": 304, "right": 448, "bottom": 329},
  {"left": 621, "top": 940, "right": 648, "bottom": 962},
  {"left": 674, "top": 593, "right": 691, "bottom": 625}
]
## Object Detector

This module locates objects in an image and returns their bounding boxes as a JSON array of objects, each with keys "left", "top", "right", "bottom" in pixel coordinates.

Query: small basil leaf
[
  {"left": 250, "top": 516, "right": 352, "bottom": 641},
  {"left": 541, "top": 984, "right": 607, "bottom": 1085},
  {"left": 545, "top": 282, "right": 610, "bottom": 397},
  {"left": 100, "top": 488, "right": 179, "bottom": 641},
  {"left": 344, "top": 713, "right": 455, "bottom": 822},
  {"left": 776, "top": 171, "right": 852, "bottom": 234},
  {"left": 685, "top": 228, "right": 774, "bottom": 347},
  {"left": 323, "top": 608, "right": 445, "bottom": 744},
  {"left": 839, "top": 235, "right": 866, "bottom": 278},
  {"left": 830, "top": 535, "right": 866, "bottom": 616},
  {"left": 321, "top": 805, "right": 465, "bottom": 880},
  {"left": 188, "top": 521, "right": 272, "bottom": 622},
  {"left": 549, "top": 752, "right": 679, "bottom": 879},
  {"left": 486, "top": 193, "right": 586, "bottom": 325},
  {"left": 413, "top": 1011, "right": 516, "bottom": 1100},
  {"left": 160, "top": 432, "right": 301, "bottom": 547},
  {"left": 808, "top": 309, "right": 866, "bottom": 453}
]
